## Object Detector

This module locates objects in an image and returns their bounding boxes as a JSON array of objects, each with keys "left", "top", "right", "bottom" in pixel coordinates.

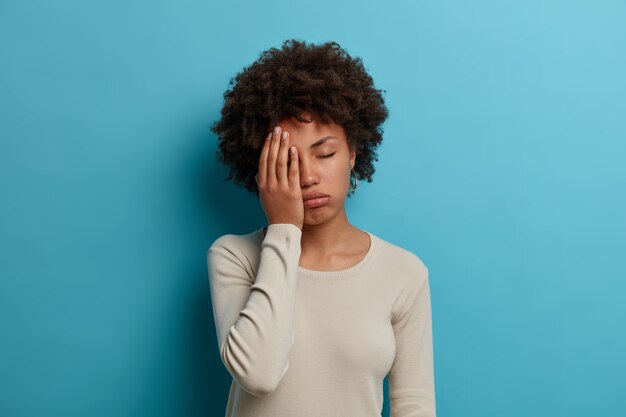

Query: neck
[{"left": 300, "top": 207, "right": 357, "bottom": 257}]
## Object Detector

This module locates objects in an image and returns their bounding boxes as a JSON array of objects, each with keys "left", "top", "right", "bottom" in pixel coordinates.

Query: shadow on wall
[{"left": 173, "top": 124, "right": 266, "bottom": 414}]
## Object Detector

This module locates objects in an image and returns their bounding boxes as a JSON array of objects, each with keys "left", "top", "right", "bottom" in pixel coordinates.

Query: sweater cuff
[{"left": 265, "top": 223, "right": 302, "bottom": 239}]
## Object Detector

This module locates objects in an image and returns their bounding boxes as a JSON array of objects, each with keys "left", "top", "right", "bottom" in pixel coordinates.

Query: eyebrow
[{"left": 309, "top": 136, "right": 338, "bottom": 149}]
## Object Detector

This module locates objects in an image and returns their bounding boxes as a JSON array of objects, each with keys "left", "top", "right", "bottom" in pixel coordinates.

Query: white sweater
[{"left": 207, "top": 223, "right": 436, "bottom": 417}]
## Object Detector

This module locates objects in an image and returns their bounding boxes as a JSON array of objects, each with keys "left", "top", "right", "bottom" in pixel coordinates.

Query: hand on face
[{"left": 255, "top": 125, "right": 304, "bottom": 230}]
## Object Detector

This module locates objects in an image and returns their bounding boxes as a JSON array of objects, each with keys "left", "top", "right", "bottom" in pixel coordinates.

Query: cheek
[{"left": 322, "top": 159, "right": 350, "bottom": 183}]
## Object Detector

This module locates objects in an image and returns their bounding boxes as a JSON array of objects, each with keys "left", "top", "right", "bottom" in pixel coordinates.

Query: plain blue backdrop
[{"left": 1, "top": 0, "right": 625, "bottom": 416}]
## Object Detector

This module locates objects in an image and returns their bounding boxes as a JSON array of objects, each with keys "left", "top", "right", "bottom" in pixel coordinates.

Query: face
[{"left": 277, "top": 113, "right": 356, "bottom": 225}]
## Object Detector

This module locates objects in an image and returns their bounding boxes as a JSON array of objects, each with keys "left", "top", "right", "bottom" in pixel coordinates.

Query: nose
[{"left": 297, "top": 157, "right": 318, "bottom": 188}]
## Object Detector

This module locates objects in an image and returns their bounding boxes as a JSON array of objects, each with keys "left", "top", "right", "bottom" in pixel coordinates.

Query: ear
[{"left": 349, "top": 148, "right": 356, "bottom": 169}]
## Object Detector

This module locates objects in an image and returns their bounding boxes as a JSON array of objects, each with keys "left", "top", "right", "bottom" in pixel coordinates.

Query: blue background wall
[{"left": 1, "top": 1, "right": 624, "bottom": 416}]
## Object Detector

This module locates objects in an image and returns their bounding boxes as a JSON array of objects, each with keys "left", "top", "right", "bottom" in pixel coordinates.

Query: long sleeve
[
  {"left": 388, "top": 261, "right": 436, "bottom": 417},
  {"left": 207, "top": 223, "right": 302, "bottom": 397}
]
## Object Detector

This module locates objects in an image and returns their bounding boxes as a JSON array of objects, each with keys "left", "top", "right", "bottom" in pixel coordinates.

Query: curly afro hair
[{"left": 210, "top": 39, "right": 389, "bottom": 198}]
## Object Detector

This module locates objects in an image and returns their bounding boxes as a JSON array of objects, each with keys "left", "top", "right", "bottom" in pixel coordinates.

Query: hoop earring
[{"left": 349, "top": 167, "right": 358, "bottom": 192}]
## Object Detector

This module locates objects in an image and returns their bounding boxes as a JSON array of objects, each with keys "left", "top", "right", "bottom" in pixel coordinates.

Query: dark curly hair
[{"left": 210, "top": 39, "right": 389, "bottom": 198}]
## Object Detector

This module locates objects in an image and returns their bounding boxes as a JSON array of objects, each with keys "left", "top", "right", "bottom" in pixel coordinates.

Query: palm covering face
[{"left": 256, "top": 125, "right": 304, "bottom": 230}]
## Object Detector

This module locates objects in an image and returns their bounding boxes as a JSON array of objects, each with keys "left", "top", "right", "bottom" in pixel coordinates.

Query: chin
[{"left": 303, "top": 205, "right": 336, "bottom": 225}]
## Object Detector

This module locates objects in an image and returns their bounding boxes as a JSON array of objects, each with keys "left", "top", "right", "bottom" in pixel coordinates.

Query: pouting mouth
[{"left": 303, "top": 193, "right": 329, "bottom": 201}]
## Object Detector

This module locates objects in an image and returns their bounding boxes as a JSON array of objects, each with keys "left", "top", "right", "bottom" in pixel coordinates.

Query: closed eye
[{"left": 318, "top": 152, "right": 336, "bottom": 159}]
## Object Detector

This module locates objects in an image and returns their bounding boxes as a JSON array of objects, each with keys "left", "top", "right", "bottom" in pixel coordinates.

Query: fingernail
[
  {"left": 282, "top": 131, "right": 288, "bottom": 140},
  {"left": 274, "top": 126, "right": 280, "bottom": 135}
]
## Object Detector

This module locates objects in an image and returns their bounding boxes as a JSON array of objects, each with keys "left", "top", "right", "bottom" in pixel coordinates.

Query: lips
[
  {"left": 303, "top": 195, "right": 330, "bottom": 209},
  {"left": 303, "top": 192, "right": 329, "bottom": 201}
]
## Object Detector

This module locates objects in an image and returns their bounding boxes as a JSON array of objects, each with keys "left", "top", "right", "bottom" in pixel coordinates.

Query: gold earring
[{"left": 349, "top": 167, "right": 358, "bottom": 191}]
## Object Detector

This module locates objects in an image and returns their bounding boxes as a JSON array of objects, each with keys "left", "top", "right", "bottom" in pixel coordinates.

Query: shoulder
[
  {"left": 374, "top": 235, "right": 432, "bottom": 321},
  {"left": 373, "top": 233, "right": 429, "bottom": 285},
  {"left": 207, "top": 228, "right": 264, "bottom": 269}
]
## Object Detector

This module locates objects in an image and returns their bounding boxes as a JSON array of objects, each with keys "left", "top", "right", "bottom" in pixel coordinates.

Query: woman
[{"left": 207, "top": 39, "right": 436, "bottom": 417}]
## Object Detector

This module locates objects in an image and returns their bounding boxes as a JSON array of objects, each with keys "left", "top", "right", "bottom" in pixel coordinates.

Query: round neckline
[{"left": 257, "top": 226, "right": 379, "bottom": 279}]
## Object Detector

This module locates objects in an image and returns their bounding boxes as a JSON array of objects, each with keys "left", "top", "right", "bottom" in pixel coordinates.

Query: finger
[
  {"left": 276, "top": 130, "right": 290, "bottom": 185},
  {"left": 257, "top": 131, "right": 272, "bottom": 184},
  {"left": 267, "top": 125, "right": 282, "bottom": 185},
  {"left": 288, "top": 145, "right": 300, "bottom": 187}
]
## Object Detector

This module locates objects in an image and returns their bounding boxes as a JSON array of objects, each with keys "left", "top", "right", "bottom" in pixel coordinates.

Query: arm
[
  {"left": 207, "top": 223, "right": 302, "bottom": 397},
  {"left": 388, "top": 262, "right": 437, "bottom": 417}
]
